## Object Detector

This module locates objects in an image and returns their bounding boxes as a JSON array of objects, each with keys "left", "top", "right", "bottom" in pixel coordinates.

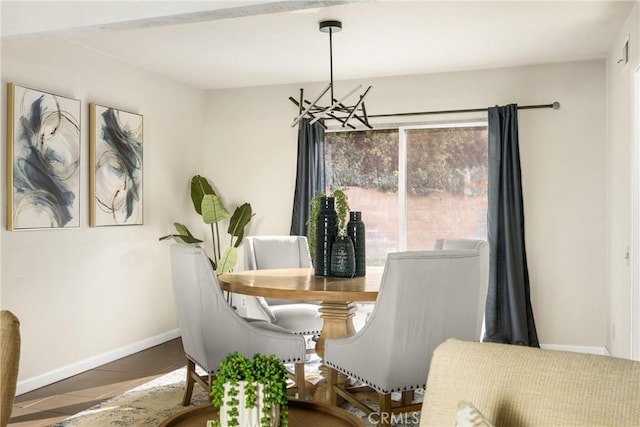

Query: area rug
[
  {"left": 53, "top": 357, "right": 422, "bottom": 426},
  {"left": 51, "top": 367, "right": 210, "bottom": 426}
]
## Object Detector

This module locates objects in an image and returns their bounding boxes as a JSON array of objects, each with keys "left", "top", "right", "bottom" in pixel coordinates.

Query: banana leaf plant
[
  {"left": 159, "top": 222, "right": 203, "bottom": 246},
  {"left": 160, "top": 175, "right": 254, "bottom": 275}
]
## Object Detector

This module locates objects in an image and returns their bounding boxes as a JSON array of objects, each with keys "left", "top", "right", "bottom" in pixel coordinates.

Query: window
[{"left": 325, "top": 122, "right": 488, "bottom": 266}]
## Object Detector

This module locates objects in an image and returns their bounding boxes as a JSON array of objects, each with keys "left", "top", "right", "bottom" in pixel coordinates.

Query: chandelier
[{"left": 290, "top": 20, "right": 372, "bottom": 129}]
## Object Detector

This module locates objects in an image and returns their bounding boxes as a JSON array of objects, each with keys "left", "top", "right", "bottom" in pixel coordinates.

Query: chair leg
[
  {"left": 401, "top": 389, "right": 414, "bottom": 406},
  {"left": 294, "top": 362, "right": 307, "bottom": 400},
  {"left": 206, "top": 375, "right": 214, "bottom": 402},
  {"left": 326, "top": 367, "right": 338, "bottom": 406},
  {"left": 182, "top": 359, "right": 196, "bottom": 406},
  {"left": 378, "top": 392, "right": 392, "bottom": 427}
]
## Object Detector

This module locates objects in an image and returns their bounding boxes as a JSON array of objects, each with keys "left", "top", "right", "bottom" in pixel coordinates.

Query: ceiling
[{"left": 1, "top": 1, "right": 636, "bottom": 90}]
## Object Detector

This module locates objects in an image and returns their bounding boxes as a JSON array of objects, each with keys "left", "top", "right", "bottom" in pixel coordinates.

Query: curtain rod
[{"left": 324, "top": 101, "right": 560, "bottom": 120}]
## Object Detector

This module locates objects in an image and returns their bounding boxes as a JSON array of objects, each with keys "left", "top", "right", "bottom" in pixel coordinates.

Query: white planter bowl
[{"left": 219, "top": 381, "right": 281, "bottom": 427}]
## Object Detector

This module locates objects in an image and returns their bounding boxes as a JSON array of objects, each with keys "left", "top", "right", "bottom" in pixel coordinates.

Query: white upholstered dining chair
[
  {"left": 324, "top": 249, "right": 486, "bottom": 426},
  {"left": 433, "top": 238, "right": 489, "bottom": 340},
  {"left": 169, "top": 245, "right": 307, "bottom": 405},
  {"left": 238, "top": 236, "right": 322, "bottom": 337}
]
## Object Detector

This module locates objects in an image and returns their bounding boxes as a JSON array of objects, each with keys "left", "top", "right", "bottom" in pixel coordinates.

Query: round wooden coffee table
[{"left": 159, "top": 400, "right": 365, "bottom": 427}]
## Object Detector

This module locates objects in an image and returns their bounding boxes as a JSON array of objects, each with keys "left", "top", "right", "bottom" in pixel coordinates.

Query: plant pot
[{"left": 219, "top": 381, "right": 281, "bottom": 427}]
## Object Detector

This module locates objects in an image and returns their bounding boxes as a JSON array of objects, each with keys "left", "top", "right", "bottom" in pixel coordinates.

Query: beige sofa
[{"left": 421, "top": 338, "right": 640, "bottom": 426}]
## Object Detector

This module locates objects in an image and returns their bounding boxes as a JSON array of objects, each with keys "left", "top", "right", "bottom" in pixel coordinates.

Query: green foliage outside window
[
  {"left": 325, "top": 126, "right": 488, "bottom": 196},
  {"left": 326, "top": 129, "right": 399, "bottom": 192}
]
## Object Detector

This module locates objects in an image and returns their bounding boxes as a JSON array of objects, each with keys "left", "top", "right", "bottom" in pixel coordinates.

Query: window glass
[
  {"left": 325, "top": 129, "right": 399, "bottom": 266},
  {"left": 325, "top": 123, "right": 487, "bottom": 265},
  {"left": 405, "top": 126, "right": 488, "bottom": 249}
]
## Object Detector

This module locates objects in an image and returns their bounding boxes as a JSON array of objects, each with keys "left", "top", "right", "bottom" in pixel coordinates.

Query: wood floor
[{"left": 8, "top": 338, "right": 186, "bottom": 427}]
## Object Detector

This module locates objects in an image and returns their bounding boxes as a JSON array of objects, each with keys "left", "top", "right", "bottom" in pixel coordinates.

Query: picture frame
[
  {"left": 6, "top": 83, "right": 81, "bottom": 231},
  {"left": 89, "top": 104, "right": 143, "bottom": 226}
]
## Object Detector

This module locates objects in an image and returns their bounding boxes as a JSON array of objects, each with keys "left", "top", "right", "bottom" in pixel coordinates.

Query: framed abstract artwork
[
  {"left": 6, "top": 83, "right": 81, "bottom": 230},
  {"left": 89, "top": 104, "right": 143, "bottom": 226}
]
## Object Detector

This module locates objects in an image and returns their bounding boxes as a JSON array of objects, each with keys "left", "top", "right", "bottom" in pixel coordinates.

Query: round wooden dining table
[{"left": 217, "top": 267, "right": 382, "bottom": 358}]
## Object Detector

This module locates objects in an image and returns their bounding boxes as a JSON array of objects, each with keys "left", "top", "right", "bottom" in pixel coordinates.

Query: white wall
[
  {"left": 206, "top": 60, "right": 609, "bottom": 351},
  {"left": 607, "top": 2, "right": 639, "bottom": 359},
  {"left": 1, "top": 38, "right": 205, "bottom": 393}
]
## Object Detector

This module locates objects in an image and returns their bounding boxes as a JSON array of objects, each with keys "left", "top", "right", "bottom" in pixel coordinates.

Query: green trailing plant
[
  {"left": 159, "top": 175, "right": 254, "bottom": 275},
  {"left": 307, "top": 188, "right": 350, "bottom": 255},
  {"left": 332, "top": 188, "right": 350, "bottom": 235},
  {"left": 210, "top": 352, "right": 289, "bottom": 427}
]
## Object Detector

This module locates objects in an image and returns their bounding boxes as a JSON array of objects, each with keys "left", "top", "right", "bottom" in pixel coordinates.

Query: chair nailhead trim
[{"left": 325, "top": 361, "right": 425, "bottom": 393}]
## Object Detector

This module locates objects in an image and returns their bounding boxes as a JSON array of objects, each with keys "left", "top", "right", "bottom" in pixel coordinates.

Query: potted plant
[
  {"left": 160, "top": 175, "right": 254, "bottom": 275},
  {"left": 307, "top": 187, "right": 350, "bottom": 255},
  {"left": 210, "top": 352, "right": 290, "bottom": 427},
  {"left": 307, "top": 188, "right": 357, "bottom": 277}
]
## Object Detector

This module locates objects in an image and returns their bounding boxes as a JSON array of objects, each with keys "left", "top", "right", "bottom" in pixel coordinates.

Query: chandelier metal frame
[{"left": 290, "top": 20, "right": 372, "bottom": 129}]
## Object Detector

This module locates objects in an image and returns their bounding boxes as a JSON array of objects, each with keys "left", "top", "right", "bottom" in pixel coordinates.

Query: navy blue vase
[
  {"left": 315, "top": 197, "right": 337, "bottom": 276},
  {"left": 347, "top": 211, "right": 366, "bottom": 277}
]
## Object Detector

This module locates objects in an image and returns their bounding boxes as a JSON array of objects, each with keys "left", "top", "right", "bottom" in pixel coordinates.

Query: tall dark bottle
[
  {"left": 314, "top": 197, "right": 337, "bottom": 276},
  {"left": 347, "top": 211, "right": 366, "bottom": 276}
]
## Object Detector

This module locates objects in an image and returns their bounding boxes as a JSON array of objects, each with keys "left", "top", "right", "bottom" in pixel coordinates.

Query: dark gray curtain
[
  {"left": 290, "top": 118, "right": 326, "bottom": 237},
  {"left": 484, "top": 104, "right": 539, "bottom": 347}
]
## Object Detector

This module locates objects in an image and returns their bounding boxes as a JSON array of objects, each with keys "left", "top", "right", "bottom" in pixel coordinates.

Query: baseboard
[
  {"left": 16, "top": 328, "right": 181, "bottom": 396},
  {"left": 540, "top": 343, "right": 610, "bottom": 356}
]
